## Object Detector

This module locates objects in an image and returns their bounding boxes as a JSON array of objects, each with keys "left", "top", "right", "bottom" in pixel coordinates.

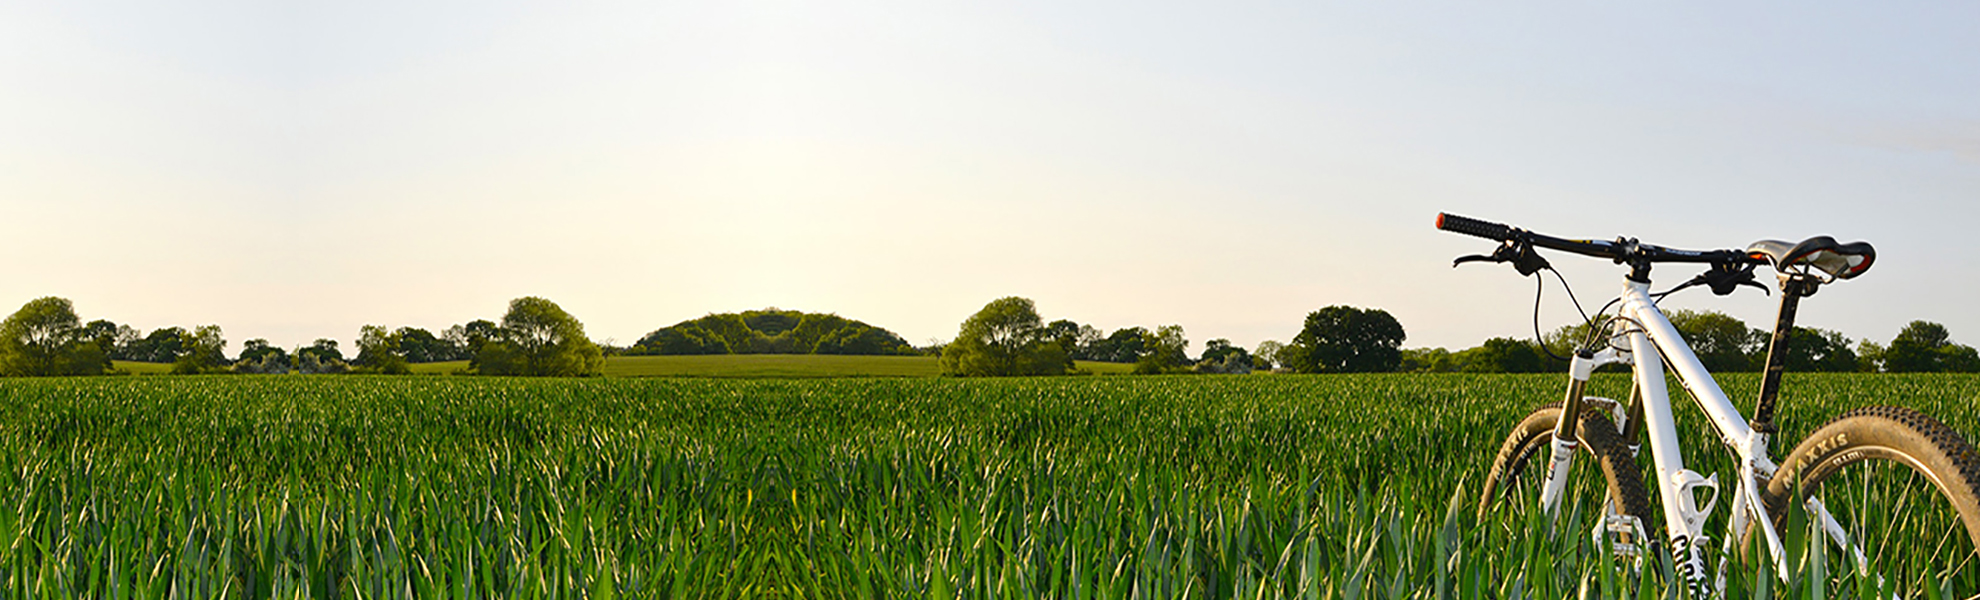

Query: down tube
[{"left": 1625, "top": 329, "right": 1691, "bottom": 546}]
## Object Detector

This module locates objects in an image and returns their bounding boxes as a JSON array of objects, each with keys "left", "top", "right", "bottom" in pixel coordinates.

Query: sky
[{"left": 2, "top": 1, "right": 1975, "bottom": 355}]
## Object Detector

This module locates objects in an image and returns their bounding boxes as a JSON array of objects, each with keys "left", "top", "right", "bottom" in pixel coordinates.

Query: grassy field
[
  {"left": 407, "top": 355, "right": 1141, "bottom": 377},
  {"left": 110, "top": 360, "right": 172, "bottom": 375},
  {"left": 0, "top": 374, "right": 1973, "bottom": 597}
]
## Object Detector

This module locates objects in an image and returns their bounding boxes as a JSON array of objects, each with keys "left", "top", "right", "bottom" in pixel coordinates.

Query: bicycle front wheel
[
  {"left": 1761, "top": 406, "right": 1980, "bottom": 597},
  {"left": 1479, "top": 400, "right": 1655, "bottom": 532}
]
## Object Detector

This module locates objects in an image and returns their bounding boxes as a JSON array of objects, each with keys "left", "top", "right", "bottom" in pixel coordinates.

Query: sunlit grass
[{"left": 0, "top": 373, "right": 1971, "bottom": 596}]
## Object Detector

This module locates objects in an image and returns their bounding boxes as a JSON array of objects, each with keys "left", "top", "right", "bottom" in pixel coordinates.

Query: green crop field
[
  {"left": 0, "top": 374, "right": 1974, "bottom": 597},
  {"left": 406, "top": 355, "right": 1140, "bottom": 378}
]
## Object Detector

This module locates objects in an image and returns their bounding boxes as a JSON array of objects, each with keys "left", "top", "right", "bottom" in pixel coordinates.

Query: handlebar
[{"left": 1436, "top": 212, "right": 1762, "bottom": 267}]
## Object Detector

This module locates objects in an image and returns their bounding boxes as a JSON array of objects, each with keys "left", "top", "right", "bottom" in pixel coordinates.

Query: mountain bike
[{"left": 1437, "top": 212, "right": 1980, "bottom": 597}]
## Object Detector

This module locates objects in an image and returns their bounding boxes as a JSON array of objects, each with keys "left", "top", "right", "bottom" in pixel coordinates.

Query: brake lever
[
  {"left": 1701, "top": 263, "right": 1770, "bottom": 296},
  {"left": 1452, "top": 240, "right": 1551, "bottom": 276}
]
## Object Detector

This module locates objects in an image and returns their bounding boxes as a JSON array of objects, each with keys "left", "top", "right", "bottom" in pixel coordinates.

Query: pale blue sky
[{"left": 3, "top": 1, "right": 1975, "bottom": 354}]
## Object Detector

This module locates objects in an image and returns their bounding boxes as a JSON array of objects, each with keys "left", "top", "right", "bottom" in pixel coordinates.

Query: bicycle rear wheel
[
  {"left": 1761, "top": 406, "right": 1980, "bottom": 597},
  {"left": 1479, "top": 400, "right": 1655, "bottom": 538}
]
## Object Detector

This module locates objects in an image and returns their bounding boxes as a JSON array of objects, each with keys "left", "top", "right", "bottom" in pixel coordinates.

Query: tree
[
  {"left": 171, "top": 325, "right": 227, "bottom": 374},
  {"left": 938, "top": 297, "right": 1069, "bottom": 376},
  {"left": 1193, "top": 338, "right": 1253, "bottom": 374},
  {"left": 1084, "top": 327, "right": 1150, "bottom": 364},
  {"left": 124, "top": 327, "right": 189, "bottom": 363},
  {"left": 474, "top": 297, "right": 605, "bottom": 376},
  {"left": 1398, "top": 347, "right": 1456, "bottom": 373},
  {"left": 1855, "top": 340, "right": 1885, "bottom": 373},
  {"left": 1280, "top": 306, "right": 1406, "bottom": 373},
  {"left": 629, "top": 309, "right": 918, "bottom": 356},
  {"left": 354, "top": 325, "right": 412, "bottom": 374},
  {"left": 1044, "top": 319, "right": 1099, "bottom": 367},
  {"left": 1773, "top": 327, "right": 1858, "bottom": 373},
  {"left": 1133, "top": 325, "right": 1188, "bottom": 374},
  {"left": 297, "top": 338, "right": 345, "bottom": 363},
  {"left": 1883, "top": 321, "right": 1980, "bottom": 373},
  {"left": 82, "top": 319, "right": 137, "bottom": 360},
  {"left": 1666, "top": 310, "right": 1763, "bottom": 373},
  {"left": 1454, "top": 338, "right": 1550, "bottom": 373},
  {"left": 448, "top": 320, "right": 499, "bottom": 366},
  {"left": 394, "top": 327, "right": 459, "bottom": 363},
  {"left": 1198, "top": 339, "right": 1242, "bottom": 364},
  {"left": 237, "top": 338, "right": 282, "bottom": 363},
  {"left": 234, "top": 339, "right": 291, "bottom": 374},
  {"left": 0, "top": 297, "right": 107, "bottom": 376},
  {"left": 1253, "top": 340, "right": 1285, "bottom": 371},
  {"left": 295, "top": 339, "right": 349, "bottom": 374},
  {"left": 1189, "top": 338, "right": 1251, "bottom": 374}
]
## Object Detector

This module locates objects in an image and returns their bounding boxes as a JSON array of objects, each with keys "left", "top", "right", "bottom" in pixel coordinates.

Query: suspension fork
[{"left": 1539, "top": 350, "right": 1598, "bottom": 515}]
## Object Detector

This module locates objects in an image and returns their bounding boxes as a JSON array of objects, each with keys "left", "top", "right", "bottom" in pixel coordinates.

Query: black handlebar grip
[{"left": 1435, "top": 212, "right": 1513, "bottom": 241}]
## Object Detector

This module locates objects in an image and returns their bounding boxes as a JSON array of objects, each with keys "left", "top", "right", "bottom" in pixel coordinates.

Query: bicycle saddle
[{"left": 1745, "top": 236, "right": 1875, "bottom": 280}]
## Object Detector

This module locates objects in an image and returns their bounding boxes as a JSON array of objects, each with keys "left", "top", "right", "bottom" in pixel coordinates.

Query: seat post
[{"left": 1752, "top": 273, "right": 1820, "bottom": 437}]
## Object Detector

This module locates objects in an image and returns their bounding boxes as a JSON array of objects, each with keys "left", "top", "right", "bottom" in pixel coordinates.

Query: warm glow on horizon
[{"left": 4, "top": 1, "right": 1977, "bottom": 354}]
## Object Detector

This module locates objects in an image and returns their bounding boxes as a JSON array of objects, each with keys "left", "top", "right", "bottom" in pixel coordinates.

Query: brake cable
[
  {"left": 1454, "top": 237, "right": 1600, "bottom": 362},
  {"left": 1532, "top": 266, "right": 1594, "bottom": 362}
]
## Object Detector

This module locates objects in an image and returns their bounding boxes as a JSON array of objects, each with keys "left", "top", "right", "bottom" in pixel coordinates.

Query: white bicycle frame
[{"left": 1534, "top": 278, "right": 1870, "bottom": 595}]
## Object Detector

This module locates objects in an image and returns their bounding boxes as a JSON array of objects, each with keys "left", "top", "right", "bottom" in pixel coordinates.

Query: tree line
[
  {"left": 0, "top": 296, "right": 603, "bottom": 377},
  {"left": 936, "top": 297, "right": 1409, "bottom": 376},
  {"left": 1397, "top": 310, "right": 1979, "bottom": 374},
  {"left": 934, "top": 296, "right": 1980, "bottom": 377},
  {"left": 10, "top": 292, "right": 1974, "bottom": 378}
]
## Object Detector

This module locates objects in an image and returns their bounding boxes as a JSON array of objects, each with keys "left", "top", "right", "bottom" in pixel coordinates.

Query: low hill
[{"left": 627, "top": 308, "right": 917, "bottom": 356}]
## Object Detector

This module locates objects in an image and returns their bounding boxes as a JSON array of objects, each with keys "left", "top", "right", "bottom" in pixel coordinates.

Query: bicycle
[{"left": 1437, "top": 212, "right": 1980, "bottom": 598}]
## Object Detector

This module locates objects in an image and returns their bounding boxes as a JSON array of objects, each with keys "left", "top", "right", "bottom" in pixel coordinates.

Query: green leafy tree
[
  {"left": 1193, "top": 338, "right": 1252, "bottom": 374},
  {"left": 234, "top": 339, "right": 292, "bottom": 374},
  {"left": 1398, "top": 347, "right": 1456, "bottom": 373},
  {"left": 82, "top": 319, "right": 138, "bottom": 361},
  {"left": 124, "top": 327, "right": 189, "bottom": 363},
  {"left": 1044, "top": 319, "right": 1099, "bottom": 364},
  {"left": 474, "top": 297, "right": 605, "bottom": 376},
  {"left": 1084, "top": 327, "right": 1150, "bottom": 363},
  {"left": 1133, "top": 325, "right": 1189, "bottom": 374},
  {"left": 1855, "top": 340, "right": 1885, "bottom": 373},
  {"left": 1666, "top": 310, "right": 1763, "bottom": 372},
  {"left": 1883, "top": 321, "right": 1980, "bottom": 373},
  {"left": 295, "top": 339, "right": 350, "bottom": 374},
  {"left": 237, "top": 339, "right": 284, "bottom": 364},
  {"left": 171, "top": 325, "right": 227, "bottom": 374},
  {"left": 630, "top": 309, "right": 917, "bottom": 356},
  {"left": 0, "top": 297, "right": 107, "bottom": 376},
  {"left": 1454, "top": 338, "right": 1550, "bottom": 373},
  {"left": 1280, "top": 306, "right": 1406, "bottom": 373},
  {"left": 1198, "top": 339, "right": 1243, "bottom": 364},
  {"left": 1768, "top": 327, "right": 1859, "bottom": 373},
  {"left": 938, "top": 297, "right": 1069, "bottom": 377},
  {"left": 394, "top": 327, "right": 460, "bottom": 363},
  {"left": 1252, "top": 340, "right": 1285, "bottom": 371},
  {"left": 354, "top": 325, "right": 412, "bottom": 375},
  {"left": 447, "top": 320, "right": 498, "bottom": 365},
  {"left": 297, "top": 339, "right": 345, "bottom": 364}
]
